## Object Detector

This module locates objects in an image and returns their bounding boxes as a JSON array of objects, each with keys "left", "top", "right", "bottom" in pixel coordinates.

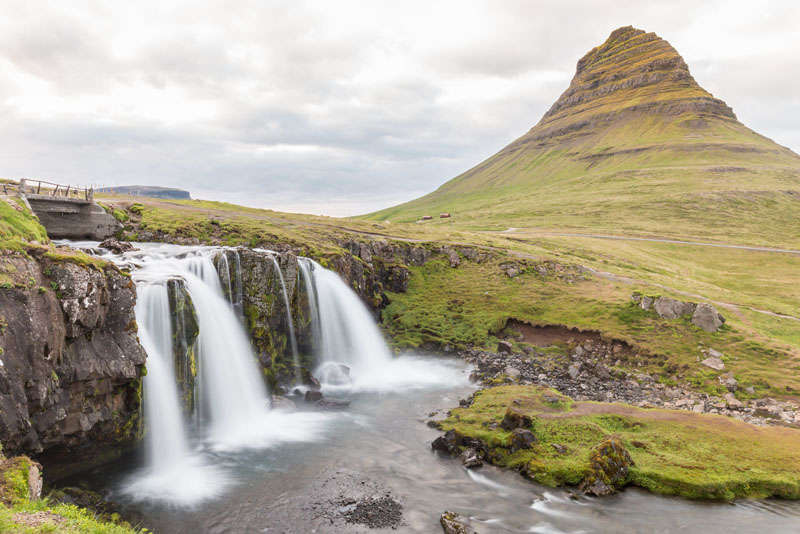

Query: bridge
[{"left": 18, "top": 179, "right": 121, "bottom": 240}]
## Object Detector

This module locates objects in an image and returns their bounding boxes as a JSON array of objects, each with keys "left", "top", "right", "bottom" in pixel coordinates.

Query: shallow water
[{"left": 69, "top": 356, "right": 800, "bottom": 534}]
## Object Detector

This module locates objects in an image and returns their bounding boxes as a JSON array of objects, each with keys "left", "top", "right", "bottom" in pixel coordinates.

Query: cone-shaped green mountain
[{"left": 365, "top": 27, "right": 800, "bottom": 246}]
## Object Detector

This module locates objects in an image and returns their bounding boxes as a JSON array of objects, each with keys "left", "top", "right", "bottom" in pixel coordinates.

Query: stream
[{"left": 71, "top": 359, "right": 800, "bottom": 533}]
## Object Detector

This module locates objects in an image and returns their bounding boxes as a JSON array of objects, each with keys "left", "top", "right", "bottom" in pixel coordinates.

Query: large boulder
[
  {"left": 654, "top": 297, "right": 696, "bottom": 319},
  {"left": 692, "top": 303, "right": 725, "bottom": 332},
  {"left": 579, "top": 437, "right": 634, "bottom": 496},
  {"left": 432, "top": 429, "right": 463, "bottom": 454},
  {"left": 500, "top": 407, "right": 533, "bottom": 431},
  {"left": 511, "top": 428, "right": 537, "bottom": 451}
]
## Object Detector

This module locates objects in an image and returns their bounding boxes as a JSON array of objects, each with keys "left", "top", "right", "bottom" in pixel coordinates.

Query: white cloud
[{"left": 0, "top": 0, "right": 797, "bottom": 215}]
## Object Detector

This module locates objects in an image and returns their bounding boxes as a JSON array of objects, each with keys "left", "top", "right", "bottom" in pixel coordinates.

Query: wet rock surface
[{"left": 440, "top": 511, "right": 477, "bottom": 534}]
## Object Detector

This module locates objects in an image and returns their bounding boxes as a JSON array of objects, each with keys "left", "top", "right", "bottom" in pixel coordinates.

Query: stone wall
[{"left": 26, "top": 196, "right": 121, "bottom": 240}]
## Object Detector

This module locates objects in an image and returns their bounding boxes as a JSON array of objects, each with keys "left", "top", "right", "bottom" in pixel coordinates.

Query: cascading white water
[
  {"left": 110, "top": 244, "right": 335, "bottom": 506},
  {"left": 310, "top": 261, "right": 463, "bottom": 393},
  {"left": 135, "top": 284, "right": 192, "bottom": 471},
  {"left": 271, "top": 256, "right": 300, "bottom": 384},
  {"left": 181, "top": 254, "right": 270, "bottom": 441}
]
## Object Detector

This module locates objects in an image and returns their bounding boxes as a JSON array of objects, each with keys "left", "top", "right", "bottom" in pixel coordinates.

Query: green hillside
[{"left": 364, "top": 27, "right": 800, "bottom": 247}]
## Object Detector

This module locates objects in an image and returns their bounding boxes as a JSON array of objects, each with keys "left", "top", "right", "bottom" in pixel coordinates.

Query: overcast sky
[{"left": 1, "top": 1, "right": 798, "bottom": 216}]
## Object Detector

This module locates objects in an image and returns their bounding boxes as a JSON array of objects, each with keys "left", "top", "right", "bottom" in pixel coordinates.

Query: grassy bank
[
  {"left": 440, "top": 385, "right": 800, "bottom": 500},
  {"left": 0, "top": 451, "right": 143, "bottom": 534},
  {"left": 384, "top": 255, "right": 799, "bottom": 397}
]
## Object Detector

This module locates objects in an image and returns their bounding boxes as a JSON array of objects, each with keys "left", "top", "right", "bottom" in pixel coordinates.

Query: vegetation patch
[{"left": 440, "top": 385, "right": 800, "bottom": 500}]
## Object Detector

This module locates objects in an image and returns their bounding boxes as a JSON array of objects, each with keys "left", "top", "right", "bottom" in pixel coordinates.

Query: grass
[
  {"left": 440, "top": 385, "right": 800, "bottom": 499},
  {"left": 0, "top": 449, "right": 144, "bottom": 533},
  {"left": 383, "top": 255, "right": 799, "bottom": 397}
]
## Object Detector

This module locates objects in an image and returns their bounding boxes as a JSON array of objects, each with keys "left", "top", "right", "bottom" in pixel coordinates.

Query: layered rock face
[
  {"left": 528, "top": 26, "right": 735, "bottom": 145},
  {"left": 0, "top": 252, "right": 145, "bottom": 475}
]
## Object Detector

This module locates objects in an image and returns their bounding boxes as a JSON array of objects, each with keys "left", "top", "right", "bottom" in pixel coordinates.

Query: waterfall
[
  {"left": 308, "top": 260, "right": 463, "bottom": 393},
  {"left": 310, "top": 261, "right": 392, "bottom": 385},
  {"left": 135, "top": 284, "right": 192, "bottom": 471},
  {"left": 271, "top": 256, "right": 300, "bottom": 384}
]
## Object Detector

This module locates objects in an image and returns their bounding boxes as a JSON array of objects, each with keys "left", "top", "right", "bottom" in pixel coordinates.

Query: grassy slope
[
  {"left": 440, "top": 385, "right": 800, "bottom": 499},
  {"left": 383, "top": 255, "right": 800, "bottom": 397}
]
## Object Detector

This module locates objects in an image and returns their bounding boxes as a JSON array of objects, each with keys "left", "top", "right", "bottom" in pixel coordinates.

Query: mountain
[
  {"left": 365, "top": 27, "right": 800, "bottom": 246},
  {"left": 97, "top": 185, "right": 191, "bottom": 200}
]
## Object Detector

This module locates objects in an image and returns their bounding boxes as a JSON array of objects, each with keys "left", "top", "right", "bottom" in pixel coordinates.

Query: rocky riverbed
[{"left": 455, "top": 340, "right": 800, "bottom": 428}]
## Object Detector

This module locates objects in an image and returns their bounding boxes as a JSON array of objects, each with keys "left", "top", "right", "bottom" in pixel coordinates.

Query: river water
[{"left": 73, "top": 356, "right": 800, "bottom": 534}]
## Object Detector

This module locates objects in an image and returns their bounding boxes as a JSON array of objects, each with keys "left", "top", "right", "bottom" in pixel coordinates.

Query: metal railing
[{"left": 19, "top": 179, "right": 93, "bottom": 202}]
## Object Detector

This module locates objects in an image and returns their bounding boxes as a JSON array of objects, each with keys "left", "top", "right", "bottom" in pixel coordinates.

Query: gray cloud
[{"left": 0, "top": 0, "right": 797, "bottom": 216}]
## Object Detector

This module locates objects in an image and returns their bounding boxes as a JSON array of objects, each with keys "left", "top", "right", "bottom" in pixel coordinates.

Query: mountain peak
[{"left": 535, "top": 26, "right": 735, "bottom": 141}]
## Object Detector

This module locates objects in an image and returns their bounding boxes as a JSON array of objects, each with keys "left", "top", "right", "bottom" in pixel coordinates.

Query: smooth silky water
[{"left": 62, "top": 242, "right": 800, "bottom": 533}]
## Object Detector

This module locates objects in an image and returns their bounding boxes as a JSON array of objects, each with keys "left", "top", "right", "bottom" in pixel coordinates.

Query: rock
[
  {"left": 551, "top": 443, "right": 567, "bottom": 454},
  {"left": 270, "top": 395, "right": 297, "bottom": 411},
  {"left": 500, "top": 407, "right": 533, "bottom": 431},
  {"left": 719, "top": 373, "right": 738, "bottom": 392},
  {"left": 504, "top": 264, "right": 521, "bottom": 278},
  {"left": 579, "top": 437, "right": 634, "bottom": 496},
  {"left": 692, "top": 303, "right": 725, "bottom": 332},
  {"left": 700, "top": 356, "right": 725, "bottom": 371},
  {"left": 640, "top": 296, "right": 654, "bottom": 310},
  {"left": 497, "top": 340, "right": 513, "bottom": 353},
  {"left": 511, "top": 429, "right": 537, "bottom": 451},
  {"left": 316, "top": 398, "right": 351, "bottom": 409},
  {"left": 440, "top": 511, "right": 477, "bottom": 534},
  {"left": 0, "top": 253, "right": 146, "bottom": 475},
  {"left": 745, "top": 386, "right": 756, "bottom": 396},
  {"left": 99, "top": 238, "right": 136, "bottom": 254},
  {"left": 707, "top": 348, "right": 724, "bottom": 359},
  {"left": 723, "top": 393, "right": 744, "bottom": 409},
  {"left": 542, "top": 393, "right": 562, "bottom": 404},
  {"left": 460, "top": 448, "right": 482, "bottom": 468},
  {"left": 654, "top": 297, "right": 696, "bottom": 319},
  {"left": 305, "top": 390, "right": 324, "bottom": 402},
  {"left": 568, "top": 364, "right": 581, "bottom": 380},
  {"left": 432, "top": 429, "right": 463, "bottom": 454},
  {"left": 505, "top": 366, "right": 521, "bottom": 379},
  {"left": 447, "top": 249, "right": 460, "bottom": 268}
]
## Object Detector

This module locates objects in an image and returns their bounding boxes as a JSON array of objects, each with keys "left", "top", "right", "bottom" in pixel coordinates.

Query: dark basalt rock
[
  {"left": 500, "top": 407, "right": 533, "bottom": 431},
  {"left": 511, "top": 428, "right": 537, "bottom": 452},
  {"left": 304, "top": 390, "right": 324, "bottom": 403},
  {"left": 432, "top": 429, "right": 463, "bottom": 454},
  {"left": 98, "top": 239, "right": 136, "bottom": 254},
  {"left": 579, "top": 437, "right": 634, "bottom": 496},
  {"left": 0, "top": 254, "right": 146, "bottom": 478}
]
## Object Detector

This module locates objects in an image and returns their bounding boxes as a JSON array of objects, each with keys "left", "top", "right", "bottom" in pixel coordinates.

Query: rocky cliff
[{"left": 0, "top": 249, "right": 146, "bottom": 477}]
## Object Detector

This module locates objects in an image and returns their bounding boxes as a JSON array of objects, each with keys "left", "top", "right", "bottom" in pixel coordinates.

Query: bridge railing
[{"left": 19, "top": 179, "right": 94, "bottom": 202}]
